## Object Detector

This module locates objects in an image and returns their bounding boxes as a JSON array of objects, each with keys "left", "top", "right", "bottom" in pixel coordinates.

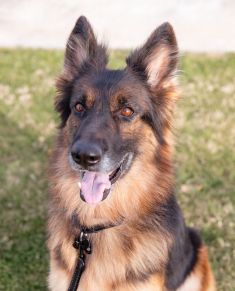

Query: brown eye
[
  {"left": 75, "top": 103, "right": 85, "bottom": 113},
  {"left": 120, "top": 107, "right": 134, "bottom": 117}
]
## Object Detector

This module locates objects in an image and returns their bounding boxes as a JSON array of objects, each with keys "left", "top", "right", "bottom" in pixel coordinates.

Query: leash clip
[{"left": 73, "top": 231, "right": 92, "bottom": 258}]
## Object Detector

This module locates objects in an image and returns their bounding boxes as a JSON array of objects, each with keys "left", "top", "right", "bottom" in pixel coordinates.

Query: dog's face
[
  {"left": 55, "top": 16, "right": 178, "bottom": 204},
  {"left": 69, "top": 70, "right": 148, "bottom": 173}
]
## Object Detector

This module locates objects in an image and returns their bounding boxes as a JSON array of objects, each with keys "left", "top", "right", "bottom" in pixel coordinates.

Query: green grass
[{"left": 0, "top": 48, "right": 234, "bottom": 290}]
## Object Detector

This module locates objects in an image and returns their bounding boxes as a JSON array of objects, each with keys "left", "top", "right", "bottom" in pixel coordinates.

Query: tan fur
[
  {"left": 48, "top": 120, "right": 171, "bottom": 223},
  {"left": 177, "top": 247, "right": 216, "bottom": 291},
  {"left": 48, "top": 17, "right": 215, "bottom": 291},
  {"left": 48, "top": 261, "right": 70, "bottom": 291},
  {"left": 47, "top": 89, "right": 215, "bottom": 291},
  {"left": 47, "top": 122, "right": 174, "bottom": 290},
  {"left": 47, "top": 85, "right": 215, "bottom": 291}
]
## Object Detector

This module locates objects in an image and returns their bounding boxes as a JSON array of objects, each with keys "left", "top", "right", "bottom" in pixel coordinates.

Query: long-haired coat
[{"left": 47, "top": 16, "right": 216, "bottom": 291}]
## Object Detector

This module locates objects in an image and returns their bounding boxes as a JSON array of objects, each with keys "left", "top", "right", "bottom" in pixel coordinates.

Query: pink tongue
[{"left": 81, "top": 171, "right": 111, "bottom": 204}]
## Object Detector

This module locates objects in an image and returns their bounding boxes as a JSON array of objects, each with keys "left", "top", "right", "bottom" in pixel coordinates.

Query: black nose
[{"left": 71, "top": 142, "right": 102, "bottom": 168}]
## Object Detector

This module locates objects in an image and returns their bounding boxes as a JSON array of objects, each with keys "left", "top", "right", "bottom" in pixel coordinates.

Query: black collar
[{"left": 79, "top": 220, "right": 122, "bottom": 234}]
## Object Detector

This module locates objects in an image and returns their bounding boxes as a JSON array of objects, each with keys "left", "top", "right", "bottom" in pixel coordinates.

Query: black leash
[
  {"left": 68, "top": 230, "right": 91, "bottom": 291},
  {"left": 68, "top": 222, "right": 122, "bottom": 291}
]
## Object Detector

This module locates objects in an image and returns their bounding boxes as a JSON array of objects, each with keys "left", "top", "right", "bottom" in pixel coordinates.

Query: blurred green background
[{"left": 0, "top": 49, "right": 234, "bottom": 290}]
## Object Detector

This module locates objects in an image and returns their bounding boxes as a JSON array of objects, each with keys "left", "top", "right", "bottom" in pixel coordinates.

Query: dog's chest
[
  {"left": 78, "top": 268, "right": 164, "bottom": 291},
  {"left": 75, "top": 234, "right": 165, "bottom": 291}
]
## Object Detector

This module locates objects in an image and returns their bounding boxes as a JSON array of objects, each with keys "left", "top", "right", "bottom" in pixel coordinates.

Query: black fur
[
  {"left": 51, "top": 16, "right": 208, "bottom": 290},
  {"left": 165, "top": 227, "right": 203, "bottom": 290}
]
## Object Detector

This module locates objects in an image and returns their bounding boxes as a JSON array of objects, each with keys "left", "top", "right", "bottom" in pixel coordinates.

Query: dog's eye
[
  {"left": 120, "top": 107, "right": 134, "bottom": 117},
  {"left": 74, "top": 103, "right": 85, "bottom": 113}
]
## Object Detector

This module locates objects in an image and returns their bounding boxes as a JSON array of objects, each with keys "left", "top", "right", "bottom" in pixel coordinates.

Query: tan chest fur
[
  {"left": 78, "top": 272, "right": 164, "bottom": 291},
  {"left": 48, "top": 225, "right": 169, "bottom": 291}
]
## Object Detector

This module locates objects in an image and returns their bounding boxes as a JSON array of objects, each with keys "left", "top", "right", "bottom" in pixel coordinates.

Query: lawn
[{"left": 0, "top": 48, "right": 234, "bottom": 290}]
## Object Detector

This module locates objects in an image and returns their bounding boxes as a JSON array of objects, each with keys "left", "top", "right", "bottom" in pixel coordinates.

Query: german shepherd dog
[{"left": 47, "top": 16, "right": 216, "bottom": 291}]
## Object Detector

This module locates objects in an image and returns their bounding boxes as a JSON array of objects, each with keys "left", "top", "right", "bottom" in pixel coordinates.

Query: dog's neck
[{"left": 78, "top": 220, "right": 123, "bottom": 234}]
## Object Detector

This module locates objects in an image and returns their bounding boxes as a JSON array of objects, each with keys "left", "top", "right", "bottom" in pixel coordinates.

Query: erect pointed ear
[
  {"left": 126, "top": 23, "right": 179, "bottom": 144},
  {"left": 126, "top": 22, "right": 178, "bottom": 89},
  {"left": 63, "top": 16, "right": 107, "bottom": 79},
  {"left": 55, "top": 16, "right": 108, "bottom": 127}
]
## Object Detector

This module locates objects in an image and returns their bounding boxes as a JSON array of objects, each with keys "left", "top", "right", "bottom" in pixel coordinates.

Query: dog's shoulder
[
  {"left": 165, "top": 226, "right": 216, "bottom": 291},
  {"left": 165, "top": 226, "right": 203, "bottom": 290}
]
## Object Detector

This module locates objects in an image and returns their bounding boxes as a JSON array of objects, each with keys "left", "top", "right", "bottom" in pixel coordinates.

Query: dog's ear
[
  {"left": 63, "top": 16, "right": 107, "bottom": 79},
  {"left": 126, "top": 22, "right": 178, "bottom": 90},
  {"left": 126, "top": 23, "right": 179, "bottom": 144},
  {"left": 55, "top": 16, "right": 108, "bottom": 127}
]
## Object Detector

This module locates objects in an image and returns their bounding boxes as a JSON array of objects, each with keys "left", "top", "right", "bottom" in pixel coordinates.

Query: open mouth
[
  {"left": 108, "top": 157, "right": 126, "bottom": 184},
  {"left": 79, "top": 154, "right": 131, "bottom": 204}
]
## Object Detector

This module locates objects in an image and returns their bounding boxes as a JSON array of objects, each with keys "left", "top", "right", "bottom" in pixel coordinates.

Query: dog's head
[{"left": 55, "top": 16, "right": 178, "bottom": 205}]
